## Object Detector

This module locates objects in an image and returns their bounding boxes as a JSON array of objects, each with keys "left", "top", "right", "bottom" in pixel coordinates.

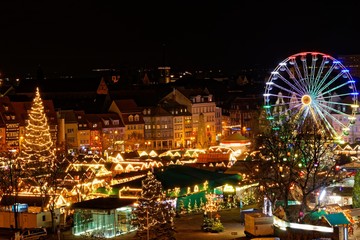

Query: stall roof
[
  {"left": 72, "top": 197, "right": 135, "bottom": 210},
  {"left": 323, "top": 212, "right": 351, "bottom": 226}
]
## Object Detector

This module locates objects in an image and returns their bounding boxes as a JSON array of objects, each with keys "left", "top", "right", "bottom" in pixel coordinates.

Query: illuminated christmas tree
[
  {"left": 132, "top": 171, "right": 176, "bottom": 240},
  {"left": 19, "top": 87, "right": 55, "bottom": 170}
]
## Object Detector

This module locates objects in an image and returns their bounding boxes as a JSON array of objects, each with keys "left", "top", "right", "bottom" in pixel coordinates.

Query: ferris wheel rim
[{"left": 263, "top": 51, "right": 358, "bottom": 141}]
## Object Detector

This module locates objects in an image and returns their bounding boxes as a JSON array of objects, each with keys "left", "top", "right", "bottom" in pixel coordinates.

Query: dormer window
[
  {"left": 134, "top": 115, "right": 139, "bottom": 121},
  {"left": 4, "top": 106, "right": 8, "bottom": 111},
  {"left": 78, "top": 116, "right": 82, "bottom": 119},
  {"left": 129, "top": 115, "right": 134, "bottom": 122},
  {"left": 113, "top": 120, "right": 119, "bottom": 125},
  {"left": 104, "top": 120, "right": 109, "bottom": 126}
]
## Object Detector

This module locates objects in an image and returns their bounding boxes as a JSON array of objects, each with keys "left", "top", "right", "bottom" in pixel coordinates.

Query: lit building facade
[
  {"left": 161, "top": 88, "right": 218, "bottom": 147},
  {"left": 142, "top": 105, "right": 173, "bottom": 150},
  {"left": 109, "top": 99, "right": 145, "bottom": 151}
]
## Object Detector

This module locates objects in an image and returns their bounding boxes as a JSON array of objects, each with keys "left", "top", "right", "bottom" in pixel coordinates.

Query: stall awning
[{"left": 323, "top": 212, "right": 350, "bottom": 226}]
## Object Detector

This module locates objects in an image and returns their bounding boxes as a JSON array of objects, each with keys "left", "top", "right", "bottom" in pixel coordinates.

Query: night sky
[{"left": 0, "top": 1, "right": 359, "bottom": 77}]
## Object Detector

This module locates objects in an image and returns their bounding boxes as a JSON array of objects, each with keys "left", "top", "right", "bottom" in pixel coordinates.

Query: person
[{"left": 57, "top": 226, "right": 61, "bottom": 240}]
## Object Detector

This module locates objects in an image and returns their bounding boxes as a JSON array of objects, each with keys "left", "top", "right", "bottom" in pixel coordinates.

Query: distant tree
[
  {"left": 32, "top": 152, "right": 67, "bottom": 233},
  {"left": 132, "top": 172, "right": 176, "bottom": 240},
  {"left": 353, "top": 170, "right": 360, "bottom": 208},
  {"left": 0, "top": 152, "right": 23, "bottom": 229}
]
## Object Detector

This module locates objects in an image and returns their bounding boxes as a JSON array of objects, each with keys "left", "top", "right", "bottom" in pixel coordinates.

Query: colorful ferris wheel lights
[{"left": 263, "top": 51, "right": 358, "bottom": 141}]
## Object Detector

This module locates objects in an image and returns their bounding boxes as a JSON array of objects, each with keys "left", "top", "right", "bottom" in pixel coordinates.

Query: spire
[{"left": 97, "top": 77, "right": 108, "bottom": 95}]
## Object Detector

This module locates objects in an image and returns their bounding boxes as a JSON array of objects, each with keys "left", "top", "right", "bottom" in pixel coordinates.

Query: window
[
  {"left": 134, "top": 115, "right": 139, "bottom": 121},
  {"left": 104, "top": 120, "right": 109, "bottom": 126},
  {"left": 129, "top": 115, "right": 134, "bottom": 122}
]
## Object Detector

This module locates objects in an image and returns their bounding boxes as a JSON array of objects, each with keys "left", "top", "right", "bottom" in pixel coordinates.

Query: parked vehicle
[{"left": 17, "top": 228, "right": 47, "bottom": 240}]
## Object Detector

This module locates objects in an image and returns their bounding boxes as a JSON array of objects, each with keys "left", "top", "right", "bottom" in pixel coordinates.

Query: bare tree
[
  {"left": 0, "top": 152, "right": 24, "bottom": 229},
  {"left": 252, "top": 119, "right": 346, "bottom": 221}
]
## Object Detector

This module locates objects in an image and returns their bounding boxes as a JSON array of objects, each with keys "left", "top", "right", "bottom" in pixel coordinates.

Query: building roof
[
  {"left": 113, "top": 99, "right": 141, "bottom": 113},
  {"left": 154, "top": 165, "right": 241, "bottom": 189},
  {"left": 71, "top": 197, "right": 135, "bottom": 210},
  {"left": 221, "top": 132, "right": 250, "bottom": 143}
]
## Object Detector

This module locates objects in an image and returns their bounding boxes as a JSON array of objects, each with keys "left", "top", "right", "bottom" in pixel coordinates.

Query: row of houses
[{"left": 0, "top": 77, "right": 263, "bottom": 154}]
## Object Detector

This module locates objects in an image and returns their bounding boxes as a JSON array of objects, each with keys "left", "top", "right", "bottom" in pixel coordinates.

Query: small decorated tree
[
  {"left": 187, "top": 199, "right": 192, "bottom": 214},
  {"left": 193, "top": 199, "right": 199, "bottom": 213},
  {"left": 178, "top": 200, "right": 186, "bottom": 214},
  {"left": 202, "top": 193, "right": 224, "bottom": 233}
]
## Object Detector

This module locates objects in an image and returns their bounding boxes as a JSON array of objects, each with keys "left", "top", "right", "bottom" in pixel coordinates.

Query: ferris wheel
[{"left": 263, "top": 52, "right": 359, "bottom": 141}]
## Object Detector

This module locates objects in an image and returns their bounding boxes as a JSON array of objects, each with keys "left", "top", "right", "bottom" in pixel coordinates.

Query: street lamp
[
  {"left": 146, "top": 207, "right": 149, "bottom": 240},
  {"left": 19, "top": 136, "right": 23, "bottom": 153},
  {"left": 145, "top": 141, "right": 151, "bottom": 150}
]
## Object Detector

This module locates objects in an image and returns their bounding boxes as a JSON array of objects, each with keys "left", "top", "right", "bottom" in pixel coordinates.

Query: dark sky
[{"left": 0, "top": 1, "right": 359, "bottom": 77}]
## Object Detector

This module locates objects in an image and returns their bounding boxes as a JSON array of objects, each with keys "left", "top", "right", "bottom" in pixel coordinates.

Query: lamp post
[
  {"left": 146, "top": 208, "right": 149, "bottom": 240},
  {"left": 19, "top": 136, "right": 23, "bottom": 153}
]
